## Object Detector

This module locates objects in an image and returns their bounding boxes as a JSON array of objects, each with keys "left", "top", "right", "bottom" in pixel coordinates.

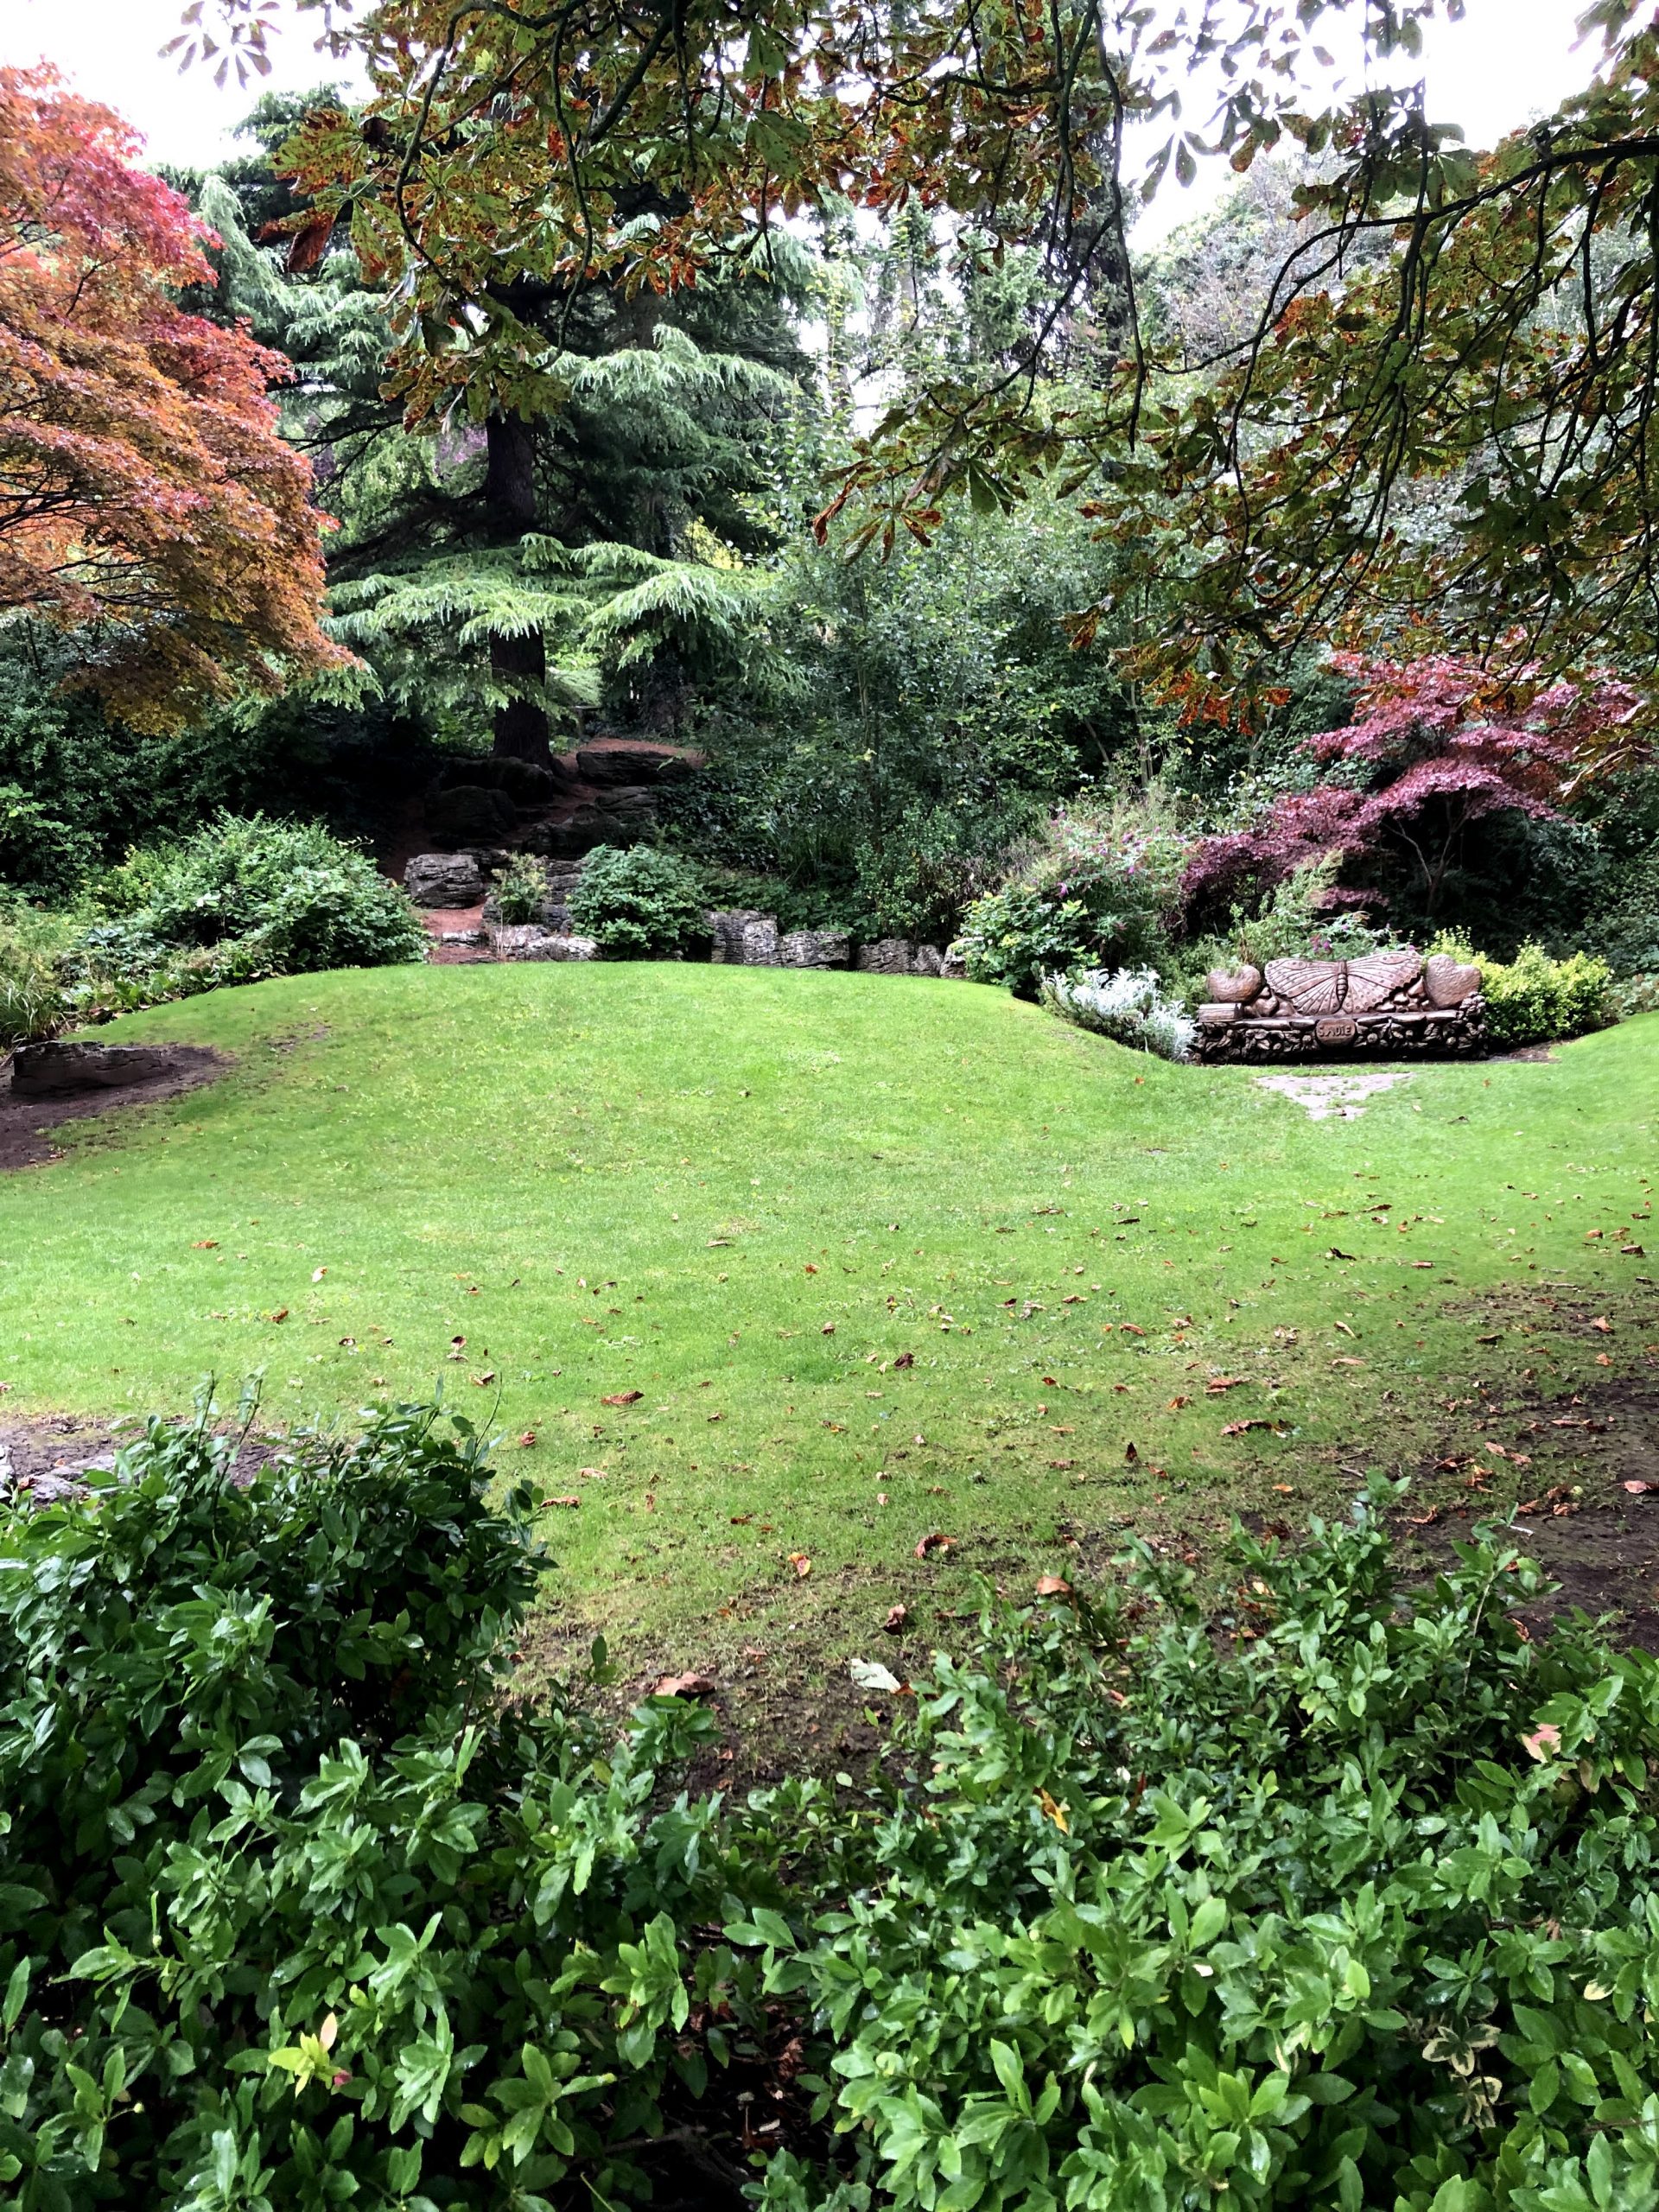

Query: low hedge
[{"left": 3, "top": 1399, "right": 1656, "bottom": 2210}]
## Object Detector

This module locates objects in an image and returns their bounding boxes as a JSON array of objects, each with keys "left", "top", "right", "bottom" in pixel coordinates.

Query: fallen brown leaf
[
  {"left": 1034, "top": 1573, "right": 1072, "bottom": 1598},
  {"left": 654, "top": 1672, "right": 716, "bottom": 1698}
]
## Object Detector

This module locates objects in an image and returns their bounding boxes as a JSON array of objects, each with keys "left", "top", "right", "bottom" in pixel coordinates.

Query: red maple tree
[
  {"left": 1183, "top": 655, "right": 1639, "bottom": 921},
  {"left": 0, "top": 66, "right": 343, "bottom": 728}
]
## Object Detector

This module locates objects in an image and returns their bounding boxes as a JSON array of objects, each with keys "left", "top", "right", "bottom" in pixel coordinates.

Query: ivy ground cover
[{"left": 0, "top": 966, "right": 1653, "bottom": 1684}]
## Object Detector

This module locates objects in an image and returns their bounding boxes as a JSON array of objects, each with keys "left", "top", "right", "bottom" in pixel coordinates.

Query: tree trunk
[{"left": 485, "top": 410, "right": 550, "bottom": 763}]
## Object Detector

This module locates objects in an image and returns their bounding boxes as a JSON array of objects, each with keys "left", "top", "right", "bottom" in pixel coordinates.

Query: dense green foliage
[
  {"left": 0, "top": 1394, "right": 727, "bottom": 2209},
  {"left": 1440, "top": 942, "right": 1617, "bottom": 1052},
  {"left": 77, "top": 816, "right": 427, "bottom": 988},
  {"left": 5, "top": 1388, "right": 1659, "bottom": 2210},
  {"left": 565, "top": 842, "right": 709, "bottom": 957},
  {"left": 0, "top": 817, "right": 431, "bottom": 1031}
]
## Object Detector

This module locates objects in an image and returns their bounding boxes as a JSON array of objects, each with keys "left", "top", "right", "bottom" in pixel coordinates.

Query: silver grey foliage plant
[{"left": 1040, "top": 966, "right": 1197, "bottom": 1060}]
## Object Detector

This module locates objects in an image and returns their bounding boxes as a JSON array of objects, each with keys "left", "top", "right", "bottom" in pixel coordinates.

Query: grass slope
[{"left": 1, "top": 965, "right": 1654, "bottom": 1685}]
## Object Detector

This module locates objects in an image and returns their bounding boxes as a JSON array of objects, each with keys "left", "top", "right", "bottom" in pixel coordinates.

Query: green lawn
[{"left": 2, "top": 964, "right": 1654, "bottom": 1684}]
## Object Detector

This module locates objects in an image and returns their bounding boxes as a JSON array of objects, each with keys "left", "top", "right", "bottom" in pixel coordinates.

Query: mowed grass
[{"left": 1, "top": 964, "right": 1655, "bottom": 1681}]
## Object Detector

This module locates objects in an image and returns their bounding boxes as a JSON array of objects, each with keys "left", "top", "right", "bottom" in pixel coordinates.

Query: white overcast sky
[{"left": 0, "top": 0, "right": 1605, "bottom": 218}]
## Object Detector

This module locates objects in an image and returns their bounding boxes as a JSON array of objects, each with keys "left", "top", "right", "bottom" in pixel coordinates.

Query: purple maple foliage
[{"left": 1183, "top": 654, "right": 1639, "bottom": 919}]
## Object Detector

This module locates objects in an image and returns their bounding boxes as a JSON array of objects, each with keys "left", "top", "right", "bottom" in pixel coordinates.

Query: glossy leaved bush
[{"left": 3, "top": 1399, "right": 1657, "bottom": 2209}]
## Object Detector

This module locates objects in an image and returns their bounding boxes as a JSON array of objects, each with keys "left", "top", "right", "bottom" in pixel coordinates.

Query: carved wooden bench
[{"left": 1194, "top": 952, "right": 1484, "bottom": 1062}]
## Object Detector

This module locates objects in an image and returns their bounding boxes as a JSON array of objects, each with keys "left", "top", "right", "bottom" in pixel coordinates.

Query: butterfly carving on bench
[{"left": 1262, "top": 952, "right": 1421, "bottom": 1015}]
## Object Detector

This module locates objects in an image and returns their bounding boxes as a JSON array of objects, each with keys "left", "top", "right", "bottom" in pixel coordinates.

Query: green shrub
[
  {"left": 1584, "top": 836, "right": 1659, "bottom": 977},
  {"left": 956, "top": 883, "right": 1096, "bottom": 995},
  {"left": 855, "top": 798, "right": 1038, "bottom": 944},
  {"left": 1456, "top": 938, "right": 1617, "bottom": 1046},
  {"left": 6, "top": 1413, "right": 1659, "bottom": 2212},
  {"left": 490, "top": 851, "right": 550, "bottom": 925},
  {"left": 0, "top": 782, "right": 97, "bottom": 898},
  {"left": 566, "top": 842, "right": 708, "bottom": 957},
  {"left": 956, "top": 799, "right": 1192, "bottom": 996},
  {"left": 89, "top": 814, "right": 427, "bottom": 974},
  {"left": 56, "top": 814, "right": 428, "bottom": 1019},
  {"left": 743, "top": 1494, "right": 1659, "bottom": 2212},
  {"left": 1020, "top": 798, "right": 1189, "bottom": 960},
  {"left": 0, "top": 1390, "right": 741, "bottom": 2211}
]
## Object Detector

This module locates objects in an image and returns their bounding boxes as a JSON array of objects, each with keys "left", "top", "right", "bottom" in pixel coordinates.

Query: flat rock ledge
[{"left": 486, "top": 924, "right": 599, "bottom": 962}]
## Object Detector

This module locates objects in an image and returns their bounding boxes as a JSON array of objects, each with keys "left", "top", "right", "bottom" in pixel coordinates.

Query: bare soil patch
[
  {"left": 0, "top": 1044, "right": 229, "bottom": 1172},
  {"left": 0, "top": 1407, "right": 289, "bottom": 1503}
]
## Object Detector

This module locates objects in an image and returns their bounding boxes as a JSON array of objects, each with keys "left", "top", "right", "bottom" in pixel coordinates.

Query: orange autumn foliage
[{"left": 0, "top": 66, "right": 344, "bottom": 728}]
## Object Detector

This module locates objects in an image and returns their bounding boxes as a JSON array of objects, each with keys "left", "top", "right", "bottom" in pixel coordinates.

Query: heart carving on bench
[{"left": 1423, "top": 954, "right": 1481, "bottom": 1008}]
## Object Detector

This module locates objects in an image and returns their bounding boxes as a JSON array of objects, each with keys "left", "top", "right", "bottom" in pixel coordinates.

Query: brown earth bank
[{"left": 0, "top": 1044, "right": 230, "bottom": 1172}]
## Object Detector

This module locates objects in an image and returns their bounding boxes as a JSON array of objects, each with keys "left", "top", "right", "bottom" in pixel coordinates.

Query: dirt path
[{"left": 0, "top": 1044, "right": 229, "bottom": 1172}]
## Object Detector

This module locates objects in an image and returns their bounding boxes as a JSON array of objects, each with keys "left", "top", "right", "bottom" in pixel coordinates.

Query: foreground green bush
[
  {"left": 0, "top": 1394, "right": 744, "bottom": 2210},
  {"left": 3, "top": 1398, "right": 1658, "bottom": 2210}
]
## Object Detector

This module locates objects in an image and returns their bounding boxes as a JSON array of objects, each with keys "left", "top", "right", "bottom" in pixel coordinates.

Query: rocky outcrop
[
  {"left": 404, "top": 851, "right": 488, "bottom": 906},
  {"left": 427, "top": 785, "right": 518, "bottom": 846},
  {"left": 572, "top": 743, "right": 700, "bottom": 788},
  {"left": 528, "top": 804, "right": 651, "bottom": 859},
  {"left": 779, "top": 929, "right": 851, "bottom": 969},
  {"left": 708, "top": 910, "right": 766, "bottom": 962},
  {"left": 741, "top": 918, "right": 781, "bottom": 966},
  {"left": 855, "top": 938, "right": 948, "bottom": 976},
  {"left": 486, "top": 925, "right": 598, "bottom": 962}
]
